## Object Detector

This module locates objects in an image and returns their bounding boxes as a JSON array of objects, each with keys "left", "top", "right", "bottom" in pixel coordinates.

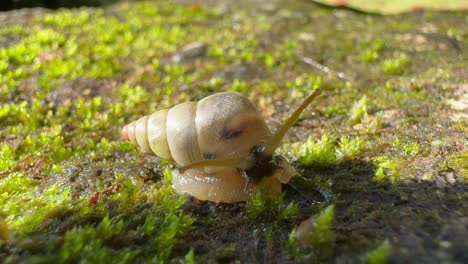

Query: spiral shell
[{"left": 122, "top": 92, "right": 273, "bottom": 168}]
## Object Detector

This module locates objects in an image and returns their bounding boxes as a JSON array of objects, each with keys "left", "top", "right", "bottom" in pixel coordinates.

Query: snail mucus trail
[{"left": 121, "top": 90, "right": 320, "bottom": 203}]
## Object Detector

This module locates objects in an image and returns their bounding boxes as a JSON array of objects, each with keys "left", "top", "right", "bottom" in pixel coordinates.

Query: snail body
[
  {"left": 171, "top": 168, "right": 282, "bottom": 203},
  {"left": 122, "top": 91, "right": 319, "bottom": 203}
]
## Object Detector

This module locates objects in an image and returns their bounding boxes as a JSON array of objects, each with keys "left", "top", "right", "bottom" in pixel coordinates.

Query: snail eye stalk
[{"left": 265, "top": 89, "right": 322, "bottom": 156}]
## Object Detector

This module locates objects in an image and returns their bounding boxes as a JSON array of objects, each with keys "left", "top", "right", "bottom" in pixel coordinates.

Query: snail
[{"left": 121, "top": 90, "right": 320, "bottom": 203}]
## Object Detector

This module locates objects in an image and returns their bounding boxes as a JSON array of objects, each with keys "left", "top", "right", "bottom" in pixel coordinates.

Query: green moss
[
  {"left": 337, "top": 136, "right": 367, "bottom": 161},
  {"left": 163, "top": 167, "right": 173, "bottom": 184},
  {"left": 292, "top": 204, "right": 336, "bottom": 257},
  {"left": 218, "top": 244, "right": 237, "bottom": 262},
  {"left": 349, "top": 95, "right": 368, "bottom": 125},
  {"left": 367, "top": 239, "right": 392, "bottom": 264},
  {"left": 392, "top": 138, "right": 420, "bottom": 157},
  {"left": 0, "top": 173, "right": 36, "bottom": 195},
  {"left": 310, "top": 204, "right": 335, "bottom": 250},
  {"left": 184, "top": 249, "right": 197, "bottom": 264},
  {"left": 230, "top": 79, "right": 249, "bottom": 93},
  {"left": 0, "top": 177, "right": 69, "bottom": 236},
  {"left": 0, "top": 59, "right": 8, "bottom": 73},
  {"left": 382, "top": 53, "right": 411, "bottom": 75},
  {"left": 247, "top": 192, "right": 298, "bottom": 224},
  {"left": 296, "top": 134, "right": 338, "bottom": 167},
  {"left": 0, "top": 0, "right": 465, "bottom": 262},
  {"left": 293, "top": 135, "right": 367, "bottom": 167},
  {"left": 373, "top": 156, "right": 400, "bottom": 185},
  {"left": 0, "top": 145, "right": 16, "bottom": 171},
  {"left": 442, "top": 154, "right": 468, "bottom": 179},
  {"left": 118, "top": 84, "right": 151, "bottom": 107},
  {"left": 361, "top": 39, "right": 385, "bottom": 62}
]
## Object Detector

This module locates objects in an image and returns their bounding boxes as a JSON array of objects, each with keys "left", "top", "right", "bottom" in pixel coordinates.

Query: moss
[
  {"left": 382, "top": 53, "right": 411, "bottom": 75},
  {"left": 349, "top": 95, "right": 368, "bottom": 125},
  {"left": 336, "top": 136, "right": 367, "bottom": 161},
  {"left": 361, "top": 39, "right": 385, "bottom": 62},
  {"left": 292, "top": 204, "right": 336, "bottom": 259},
  {"left": 442, "top": 154, "right": 468, "bottom": 179},
  {"left": 246, "top": 192, "right": 298, "bottom": 224},
  {"left": 296, "top": 134, "right": 338, "bottom": 167},
  {"left": 0, "top": 145, "right": 16, "bottom": 171},
  {"left": 0, "top": 0, "right": 466, "bottom": 262},
  {"left": 373, "top": 156, "right": 400, "bottom": 185},
  {"left": 291, "top": 135, "right": 367, "bottom": 167},
  {"left": 0, "top": 173, "right": 37, "bottom": 195},
  {"left": 392, "top": 138, "right": 420, "bottom": 157},
  {"left": 367, "top": 239, "right": 392, "bottom": 264},
  {"left": 308, "top": 204, "right": 335, "bottom": 251},
  {"left": 184, "top": 249, "right": 197, "bottom": 264}
]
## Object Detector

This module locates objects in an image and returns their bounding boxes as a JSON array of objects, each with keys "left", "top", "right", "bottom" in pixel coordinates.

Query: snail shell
[
  {"left": 122, "top": 92, "right": 284, "bottom": 202},
  {"left": 122, "top": 92, "right": 273, "bottom": 167}
]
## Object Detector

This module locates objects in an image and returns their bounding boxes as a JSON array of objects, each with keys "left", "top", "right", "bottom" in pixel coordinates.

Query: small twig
[
  {"left": 287, "top": 182, "right": 323, "bottom": 205},
  {"left": 300, "top": 56, "right": 351, "bottom": 81},
  {"left": 391, "top": 31, "right": 462, "bottom": 51}
]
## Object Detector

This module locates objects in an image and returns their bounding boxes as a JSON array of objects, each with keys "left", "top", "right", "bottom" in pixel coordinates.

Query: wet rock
[
  {"left": 49, "top": 160, "right": 157, "bottom": 198},
  {"left": 446, "top": 83, "right": 468, "bottom": 121},
  {"left": 434, "top": 176, "right": 447, "bottom": 189},
  {"left": 440, "top": 217, "right": 468, "bottom": 263},
  {"left": 171, "top": 42, "right": 207, "bottom": 63},
  {"left": 213, "top": 63, "right": 263, "bottom": 82},
  {"left": 377, "top": 109, "right": 403, "bottom": 125},
  {"left": 45, "top": 78, "right": 117, "bottom": 108},
  {"left": 444, "top": 172, "right": 457, "bottom": 186}
]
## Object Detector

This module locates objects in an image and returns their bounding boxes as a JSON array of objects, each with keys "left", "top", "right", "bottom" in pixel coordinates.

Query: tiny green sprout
[
  {"left": 209, "top": 76, "right": 224, "bottom": 87},
  {"left": 0, "top": 145, "right": 16, "bottom": 172},
  {"left": 263, "top": 53, "right": 275, "bottom": 69},
  {"left": 207, "top": 45, "right": 224, "bottom": 58},
  {"left": 324, "top": 105, "right": 345, "bottom": 117},
  {"left": 152, "top": 58, "right": 160, "bottom": 70},
  {"left": 0, "top": 59, "right": 8, "bottom": 73},
  {"left": 349, "top": 95, "right": 368, "bottom": 125},
  {"left": 336, "top": 137, "right": 367, "bottom": 161},
  {"left": 297, "top": 134, "right": 338, "bottom": 168},
  {"left": 362, "top": 39, "right": 385, "bottom": 62},
  {"left": 219, "top": 244, "right": 237, "bottom": 261},
  {"left": 246, "top": 192, "right": 298, "bottom": 224},
  {"left": 118, "top": 84, "right": 150, "bottom": 107},
  {"left": 185, "top": 249, "right": 197, "bottom": 264},
  {"left": 230, "top": 79, "right": 249, "bottom": 93},
  {"left": 295, "top": 204, "right": 335, "bottom": 254},
  {"left": 373, "top": 156, "right": 400, "bottom": 185},
  {"left": 447, "top": 28, "right": 462, "bottom": 41},
  {"left": 392, "top": 139, "right": 420, "bottom": 157},
  {"left": 363, "top": 50, "right": 379, "bottom": 62},
  {"left": 51, "top": 164, "right": 63, "bottom": 173},
  {"left": 163, "top": 166, "right": 173, "bottom": 184},
  {"left": 382, "top": 53, "right": 410, "bottom": 75},
  {"left": 367, "top": 239, "right": 392, "bottom": 264},
  {"left": 287, "top": 228, "right": 301, "bottom": 257},
  {"left": 444, "top": 154, "right": 468, "bottom": 180}
]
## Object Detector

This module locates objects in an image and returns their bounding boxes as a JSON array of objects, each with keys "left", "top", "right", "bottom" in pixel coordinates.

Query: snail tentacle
[{"left": 266, "top": 89, "right": 322, "bottom": 156}]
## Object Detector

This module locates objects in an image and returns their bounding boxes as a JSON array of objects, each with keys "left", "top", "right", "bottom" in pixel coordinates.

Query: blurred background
[{"left": 0, "top": 0, "right": 113, "bottom": 10}]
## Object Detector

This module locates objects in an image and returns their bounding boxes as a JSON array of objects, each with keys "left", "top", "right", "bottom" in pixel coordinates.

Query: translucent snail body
[{"left": 121, "top": 91, "right": 319, "bottom": 203}]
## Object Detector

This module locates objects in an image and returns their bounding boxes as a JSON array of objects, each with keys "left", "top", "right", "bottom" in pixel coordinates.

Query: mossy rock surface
[{"left": 0, "top": 0, "right": 467, "bottom": 263}]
